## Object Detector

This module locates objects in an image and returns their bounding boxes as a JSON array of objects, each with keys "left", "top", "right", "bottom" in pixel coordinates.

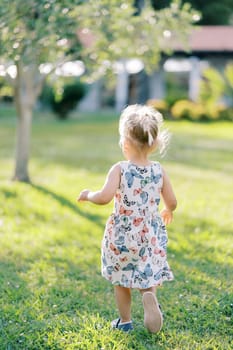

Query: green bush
[
  {"left": 170, "top": 99, "right": 195, "bottom": 120},
  {"left": 171, "top": 99, "right": 232, "bottom": 122},
  {"left": 39, "top": 80, "right": 86, "bottom": 119},
  {"left": 146, "top": 99, "right": 170, "bottom": 118},
  {"left": 199, "top": 63, "right": 233, "bottom": 108},
  {"left": 0, "top": 77, "right": 13, "bottom": 102},
  {"left": 165, "top": 94, "right": 188, "bottom": 108},
  {"left": 218, "top": 106, "right": 233, "bottom": 121},
  {"left": 38, "top": 84, "right": 54, "bottom": 108},
  {"left": 190, "top": 103, "right": 207, "bottom": 121},
  {"left": 165, "top": 71, "right": 189, "bottom": 107},
  {"left": 51, "top": 80, "right": 86, "bottom": 119}
]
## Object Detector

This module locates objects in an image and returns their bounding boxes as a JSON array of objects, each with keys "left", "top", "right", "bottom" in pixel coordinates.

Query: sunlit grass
[{"left": 0, "top": 107, "right": 232, "bottom": 349}]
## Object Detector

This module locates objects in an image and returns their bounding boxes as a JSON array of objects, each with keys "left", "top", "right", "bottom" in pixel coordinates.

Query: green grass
[{"left": 0, "top": 105, "right": 233, "bottom": 349}]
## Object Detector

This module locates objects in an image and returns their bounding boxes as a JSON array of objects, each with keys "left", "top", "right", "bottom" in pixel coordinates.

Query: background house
[{"left": 79, "top": 26, "right": 233, "bottom": 112}]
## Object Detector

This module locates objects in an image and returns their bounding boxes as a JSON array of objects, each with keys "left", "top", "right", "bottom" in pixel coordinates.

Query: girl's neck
[
  {"left": 127, "top": 154, "right": 151, "bottom": 167},
  {"left": 123, "top": 139, "right": 156, "bottom": 166}
]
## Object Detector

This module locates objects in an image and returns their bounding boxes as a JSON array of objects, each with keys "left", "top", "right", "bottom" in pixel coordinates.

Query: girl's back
[{"left": 115, "top": 161, "right": 163, "bottom": 217}]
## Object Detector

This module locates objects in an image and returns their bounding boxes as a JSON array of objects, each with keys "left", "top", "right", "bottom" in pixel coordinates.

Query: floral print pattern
[{"left": 101, "top": 161, "right": 174, "bottom": 289}]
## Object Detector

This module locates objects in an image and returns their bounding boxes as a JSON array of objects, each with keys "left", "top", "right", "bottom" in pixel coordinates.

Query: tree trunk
[
  {"left": 13, "top": 103, "right": 32, "bottom": 182},
  {"left": 12, "top": 62, "right": 44, "bottom": 182}
]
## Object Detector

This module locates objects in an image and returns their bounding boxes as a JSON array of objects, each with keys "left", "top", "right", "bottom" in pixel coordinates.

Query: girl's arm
[
  {"left": 160, "top": 167, "right": 177, "bottom": 225},
  {"left": 77, "top": 163, "right": 121, "bottom": 205}
]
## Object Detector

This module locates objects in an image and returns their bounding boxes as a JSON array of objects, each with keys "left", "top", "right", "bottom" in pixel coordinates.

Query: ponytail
[{"left": 119, "top": 104, "right": 171, "bottom": 155}]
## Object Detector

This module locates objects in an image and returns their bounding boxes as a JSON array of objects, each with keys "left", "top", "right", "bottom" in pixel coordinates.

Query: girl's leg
[
  {"left": 114, "top": 286, "right": 132, "bottom": 323},
  {"left": 139, "top": 286, "right": 156, "bottom": 296},
  {"left": 139, "top": 286, "right": 163, "bottom": 333}
]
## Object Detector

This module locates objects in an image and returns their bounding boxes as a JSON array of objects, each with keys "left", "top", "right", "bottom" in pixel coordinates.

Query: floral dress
[{"left": 101, "top": 161, "right": 174, "bottom": 289}]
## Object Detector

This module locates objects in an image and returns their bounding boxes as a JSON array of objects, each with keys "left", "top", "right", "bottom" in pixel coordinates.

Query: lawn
[{"left": 0, "top": 106, "right": 232, "bottom": 349}]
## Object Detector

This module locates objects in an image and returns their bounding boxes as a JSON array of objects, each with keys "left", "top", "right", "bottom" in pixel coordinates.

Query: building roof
[
  {"left": 175, "top": 26, "right": 233, "bottom": 54},
  {"left": 78, "top": 25, "right": 233, "bottom": 55}
]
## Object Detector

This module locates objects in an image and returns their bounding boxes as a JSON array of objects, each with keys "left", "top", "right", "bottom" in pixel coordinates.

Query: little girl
[{"left": 78, "top": 104, "right": 177, "bottom": 333}]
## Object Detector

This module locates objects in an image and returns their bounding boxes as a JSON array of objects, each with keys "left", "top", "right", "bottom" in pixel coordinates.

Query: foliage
[
  {"left": 199, "top": 63, "right": 233, "bottom": 108},
  {"left": 38, "top": 83, "right": 54, "bottom": 109},
  {"left": 51, "top": 80, "right": 86, "bottom": 119},
  {"left": 151, "top": 0, "right": 233, "bottom": 25},
  {"left": 0, "top": 0, "right": 81, "bottom": 64},
  {"left": 0, "top": 0, "right": 198, "bottom": 182},
  {"left": 218, "top": 107, "right": 233, "bottom": 121},
  {"left": 165, "top": 71, "right": 189, "bottom": 107},
  {"left": 77, "top": 0, "right": 198, "bottom": 80},
  {"left": 147, "top": 99, "right": 169, "bottom": 112},
  {"left": 0, "top": 0, "right": 198, "bottom": 79},
  {"left": 170, "top": 99, "right": 196, "bottom": 119},
  {"left": 191, "top": 0, "right": 233, "bottom": 25},
  {"left": 39, "top": 78, "right": 86, "bottom": 119},
  {"left": 147, "top": 99, "right": 170, "bottom": 119},
  {"left": 149, "top": 64, "right": 233, "bottom": 122},
  {"left": 0, "top": 110, "right": 233, "bottom": 349},
  {"left": 0, "top": 77, "right": 13, "bottom": 102},
  {"left": 170, "top": 99, "right": 232, "bottom": 121},
  {"left": 225, "top": 64, "right": 233, "bottom": 89}
]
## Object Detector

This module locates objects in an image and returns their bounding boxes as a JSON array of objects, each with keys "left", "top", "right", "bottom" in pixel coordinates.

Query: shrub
[
  {"left": 0, "top": 77, "right": 13, "bottom": 102},
  {"left": 205, "top": 105, "right": 222, "bottom": 120},
  {"left": 199, "top": 63, "right": 233, "bottom": 108},
  {"left": 190, "top": 103, "right": 207, "bottom": 121},
  {"left": 218, "top": 106, "right": 233, "bottom": 121},
  {"left": 38, "top": 84, "right": 54, "bottom": 108},
  {"left": 170, "top": 99, "right": 195, "bottom": 120},
  {"left": 50, "top": 80, "right": 86, "bottom": 119},
  {"left": 165, "top": 94, "right": 188, "bottom": 108},
  {"left": 39, "top": 80, "right": 86, "bottom": 119},
  {"left": 171, "top": 99, "right": 232, "bottom": 122},
  {"left": 146, "top": 99, "right": 170, "bottom": 118}
]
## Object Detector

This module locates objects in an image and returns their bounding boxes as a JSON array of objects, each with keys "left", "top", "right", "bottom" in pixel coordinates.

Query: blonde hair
[{"left": 119, "top": 104, "right": 170, "bottom": 155}]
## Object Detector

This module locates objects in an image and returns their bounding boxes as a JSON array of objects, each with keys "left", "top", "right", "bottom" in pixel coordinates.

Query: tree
[
  {"left": 0, "top": 0, "right": 197, "bottom": 182},
  {"left": 151, "top": 0, "right": 233, "bottom": 25},
  {"left": 0, "top": 0, "right": 83, "bottom": 182}
]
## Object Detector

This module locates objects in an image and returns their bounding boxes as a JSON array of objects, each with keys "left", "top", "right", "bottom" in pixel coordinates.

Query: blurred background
[{"left": 1, "top": 0, "right": 232, "bottom": 122}]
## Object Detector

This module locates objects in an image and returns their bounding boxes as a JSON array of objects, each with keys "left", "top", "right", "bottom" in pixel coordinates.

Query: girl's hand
[
  {"left": 77, "top": 189, "right": 90, "bottom": 202},
  {"left": 160, "top": 208, "right": 173, "bottom": 225}
]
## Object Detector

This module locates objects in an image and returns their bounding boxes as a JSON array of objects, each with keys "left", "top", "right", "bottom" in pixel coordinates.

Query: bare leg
[
  {"left": 139, "top": 286, "right": 156, "bottom": 296},
  {"left": 114, "top": 286, "right": 132, "bottom": 323}
]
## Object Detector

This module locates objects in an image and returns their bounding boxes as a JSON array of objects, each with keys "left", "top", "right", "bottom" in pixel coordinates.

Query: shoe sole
[{"left": 142, "top": 292, "right": 163, "bottom": 333}]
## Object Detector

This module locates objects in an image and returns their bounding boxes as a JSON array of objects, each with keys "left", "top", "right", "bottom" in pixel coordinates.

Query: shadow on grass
[{"left": 31, "top": 183, "right": 104, "bottom": 229}]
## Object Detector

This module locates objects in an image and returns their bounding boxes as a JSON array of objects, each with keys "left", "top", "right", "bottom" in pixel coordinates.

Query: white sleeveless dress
[{"left": 101, "top": 161, "right": 174, "bottom": 289}]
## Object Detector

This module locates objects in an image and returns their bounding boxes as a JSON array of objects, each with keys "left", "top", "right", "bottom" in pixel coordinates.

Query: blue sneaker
[{"left": 111, "top": 318, "right": 133, "bottom": 332}]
